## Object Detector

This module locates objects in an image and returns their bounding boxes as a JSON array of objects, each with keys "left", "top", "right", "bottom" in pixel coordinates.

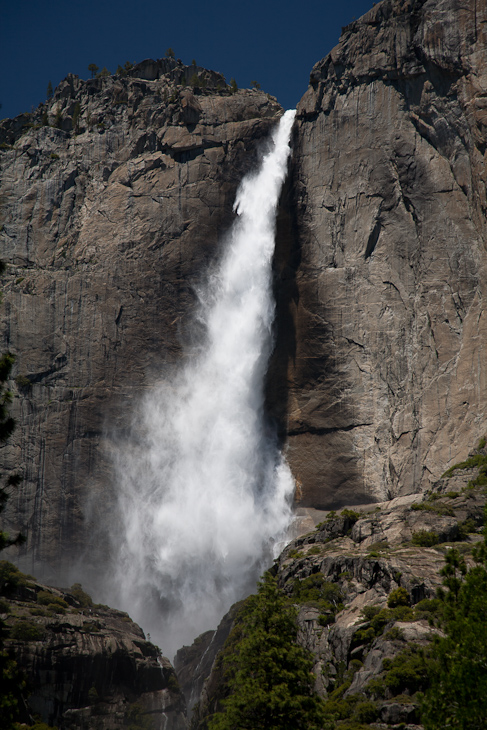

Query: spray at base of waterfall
[{"left": 108, "top": 110, "right": 297, "bottom": 660}]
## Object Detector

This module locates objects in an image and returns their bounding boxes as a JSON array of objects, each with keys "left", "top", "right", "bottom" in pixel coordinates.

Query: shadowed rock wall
[{"left": 270, "top": 0, "right": 487, "bottom": 506}]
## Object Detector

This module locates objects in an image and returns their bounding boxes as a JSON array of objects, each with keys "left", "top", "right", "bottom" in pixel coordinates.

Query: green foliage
[
  {"left": 82, "top": 620, "right": 100, "bottom": 633},
  {"left": 165, "top": 48, "right": 175, "bottom": 58},
  {"left": 10, "top": 621, "right": 45, "bottom": 641},
  {"left": 479, "top": 436, "right": 487, "bottom": 449},
  {"left": 387, "top": 588, "right": 410, "bottom": 608},
  {"left": 384, "top": 626, "right": 405, "bottom": 641},
  {"left": 0, "top": 650, "right": 25, "bottom": 730},
  {"left": 0, "top": 352, "right": 15, "bottom": 443},
  {"left": 37, "top": 591, "right": 68, "bottom": 609},
  {"left": 340, "top": 509, "right": 360, "bottom": 524},
  {"left": 360, "top": 605, "right": 381, "bottom": 621},
  {"left": 353, "top": 699, "right": 378, "bottom": 723},
  {"left": 69, "top": 582, "right": 93, "bottom": 607},
  {"left": 411, "top": 530, "right": 439, "bottom": 547},
  {"left": 441, "top": 450, "right": 487, "bottom": 490},
  {"left": 355, "top": 603, "right": 416, "bottom": 649},
  {"left": 422, "top": 520, "right": 487, "bottom": 729},
  {"left": 307, "top": 546, "right": 321, "bottom": 555},
  {"left": 97, "top": 67, "right": 110, "bottom": 78},
  {"left": 88, "top": 63, "right": 99, "bottom": 78},
  {"left": 411, "top": 501, "right": 454, "bottom": 516},
  {"left": 46, "top": 81, "right": 53, "bottom": 100},
  {"left": 438, "top": 547, "right": 467, "bottom": 600},
  {"left": 230, "top": 78, "right": 238, "bottom": 93},
  {"left": 0, "top": 280, "right": 29, "bottom": 727},
  {"left": 0, "top": 562, "right": 32, "bottom": 596},
  {"left": 124, "top": 702, "right": 154, "bottom": 730},
  {"left": 367, "top": 540, "right": 389, "bottom": 554},
  {"left": 443, "top": 453, "right": 487, "bottom": 477},
  {"left": 292, "top": 574, "right": 343, "bottom": 621},
  {"left": 250, "top": 80, "right": 261, "bottom": 89},
  {"left": 190, "top": 74, "right": 200, "bottom": 88},
  {"left": 29, "top": 608, "right": 50, "bottom": 617},
  {"left": 414, "top": 598, "right": 444, "bottom": 623},
  {"left": 166, "top": 671, "right": 180, "bottom": 694},
  {"left": 367, "top": 644, "right": 429, "bottom": 699},
  {"left": 14, "top": 374, "right": 31, "bottom": 390},
  {"left": 286, "top": 548, "right": 303, "bottom": 559},
  {"left": 208, "top": 572, "right": 329, "bottom": 730},
  {"left": 88, "top": 685, "right": 99, "bottom": 704},
  {"left": 458, "top": 517, "right": 478, "bottom": 539}
]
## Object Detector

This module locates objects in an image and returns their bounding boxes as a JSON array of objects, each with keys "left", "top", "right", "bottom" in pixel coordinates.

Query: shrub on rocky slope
[{"left": 187, "top": 442, "right": 487, "bottom": 730}]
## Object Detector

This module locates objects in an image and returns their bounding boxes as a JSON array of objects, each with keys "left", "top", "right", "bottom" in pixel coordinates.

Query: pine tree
[
  {"left": 46, "top": 81, "right": 53, "bottom": 100},
  {"left": 208, "top": 573, "right": 329, "bottom": 730},
  {"left": 422, "top": 518, "right": 487, "bottom": 729},
  {"left": 88, "top": 63, "right": 99, "bottom": 79}
]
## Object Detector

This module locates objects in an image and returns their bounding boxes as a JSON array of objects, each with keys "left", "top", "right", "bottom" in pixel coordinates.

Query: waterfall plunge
[{"left": 112, "top": 110, "right": 296, "bottom": 659}]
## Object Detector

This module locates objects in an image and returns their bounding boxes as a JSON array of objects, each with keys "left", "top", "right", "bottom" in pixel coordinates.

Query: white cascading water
[{"left": 112, "top": 109, "right": 296, "bottom": 659}]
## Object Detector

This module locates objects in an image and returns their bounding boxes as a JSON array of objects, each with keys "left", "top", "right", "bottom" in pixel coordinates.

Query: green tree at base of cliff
[
  {"left": 208, "top": 572, "right": 330, "bottom": 730},
  {"left": 422, "top": 516, "right": 487, "bottom": 730},
  {"left": 0, "top": 349, "right": 23, "bottom": 552},
  {"left": 0, "top": 650, "right": 25, "bottom": 728}
]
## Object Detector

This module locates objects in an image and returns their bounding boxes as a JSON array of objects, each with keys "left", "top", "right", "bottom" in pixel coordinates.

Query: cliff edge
[{"left": 270, "top": 0, "right": 487, "bottom": 506}]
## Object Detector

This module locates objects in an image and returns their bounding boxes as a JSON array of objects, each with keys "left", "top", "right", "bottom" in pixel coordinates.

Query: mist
[{"left": 108, "top": 110, "right": 296, "bottom": 659}]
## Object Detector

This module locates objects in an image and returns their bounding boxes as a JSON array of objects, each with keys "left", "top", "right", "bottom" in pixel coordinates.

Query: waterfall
[{"left": 112, "top": 109, "right": 296, "bottom": 659}]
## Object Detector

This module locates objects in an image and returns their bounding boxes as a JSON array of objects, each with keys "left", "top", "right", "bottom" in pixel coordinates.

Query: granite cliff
[
  {"left": 0, "top": 58, "right": 282, "bottom": 579},
  {"left": 0, "top": 567, "right": 186, "bottom": 729},
  {"left": 270, "top": 0, "right": 487, "bottom": 506},
  {"left": 1, "top": 0, "right": 487, "bottom": 573},
  {"left": 183, "top": 444, "right": 487, "bottom": 728}
]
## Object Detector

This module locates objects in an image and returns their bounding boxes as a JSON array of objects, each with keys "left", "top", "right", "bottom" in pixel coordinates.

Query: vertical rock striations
[
  {"left": 2, "top": 1, "right": 487, "bottom": 574},
  {"left": 0, "top": 60, "right": 282, "bottom": 579},
  {"left": 272, "top": 0, "right": 487, "bottom": 506}
]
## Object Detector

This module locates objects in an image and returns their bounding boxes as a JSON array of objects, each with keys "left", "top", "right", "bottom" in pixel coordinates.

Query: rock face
[
  {"left": 0, "top": 571, "right": 186, "bottom": 729},
  {"left": 270, "top": 0, "right": 487, "bottom": 506},
  {"left": 1, "top": 0, "right": 487, "bottom": 626},
  {"left": 0, "top": 59, "right": 282, "bottom": 579},
  {"left": 186, "top": 452, "right": 487, "bottom": 727}
]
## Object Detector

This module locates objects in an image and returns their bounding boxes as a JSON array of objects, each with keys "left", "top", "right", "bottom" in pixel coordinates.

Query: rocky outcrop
[
  {"left": 174, "top": 604, "right": 241, "bottom": 712},
  {"left": 0, "top": 59, "right": 282, "bottom": 580},
  {"left": 270, "top": 0, "right": 487, "bottom": 506},
  {"left": 186, "top": 450, "right": 487, "bottom": 728},
  {"left": 0, "top": 570, "right": 186, "bottom": 728}
]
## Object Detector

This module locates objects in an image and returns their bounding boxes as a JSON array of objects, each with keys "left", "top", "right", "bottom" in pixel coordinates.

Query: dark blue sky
[{"left": 1, "top": 0, "right": 373, "bottom": 120}]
